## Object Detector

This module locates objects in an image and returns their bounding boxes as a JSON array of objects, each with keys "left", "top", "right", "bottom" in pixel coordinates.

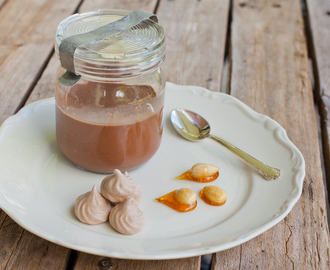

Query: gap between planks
[
  {"left": 213, "top": 0, "right": 330, "bottom": 268},
  {"left": 0, "top": 0, "right": 8, "bottom": 11},
  {"left": 19, "top": 0, "right": 85, "bottom": 111},
  {"left": 302, "top": 0, "right": 330, "bottom": 230}
]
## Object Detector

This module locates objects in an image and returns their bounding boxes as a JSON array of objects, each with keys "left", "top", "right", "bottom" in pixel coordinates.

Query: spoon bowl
[
  {"left": 170, "top": 108, "right": 280, "bottom": 180},
  {"left": 170, "top": 108, "right": 210, "bottom": 141}
]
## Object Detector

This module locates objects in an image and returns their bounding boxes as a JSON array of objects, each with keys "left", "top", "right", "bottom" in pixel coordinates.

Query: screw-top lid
[{"left": 55, "top": 9, "right": 165, "bottom": 83}]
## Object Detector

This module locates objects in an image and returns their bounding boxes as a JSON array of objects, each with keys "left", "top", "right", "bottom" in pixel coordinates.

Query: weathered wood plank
[
  {"left": 305, "top": 0, "right": 330, "bottom": 204},
  {"left": 73, "top": 253, "right": 201, "bottom": 270},
  {"left": 28, "top": 0, "right": 231, "bottom": 102},
  {"left": 0, "top": 209, "right": 6, "bottom": 227},
  {"left": 79, "top": 0, "right": 157, "bottom": 13},
  {"left": 157, "top": 0, "right": 230, "bottom": 92},
  {"left": 26, "top": 55, "right": 58, "bottom": 104},
  {"left": 212, "top": 0, "right": 330, "bottom": 269},
  {"left": 0, "top": 0, "right": 82, "bottom": 268},
  {"left": 70, "top": 0, "right": 229, "bottom": 267},
  {"left": 70, "top": 1, "right": 202, "bottom": 269},
  {"left": 0, "top": 216, "right": 24, "bottom": 269},
  {"left": 27, "top": 0, "right": 230, "bottom": 269},
  {"left": 0, "top": 216, "right": 68, "bottom": 270},
  {"left": 0, "top": 0, "right": 81, "bottom": 125},
  {"left": 4, "top": 228, "right": 69, "bottom": 270},
  {"left": 26, "top": 1, "right": 202, "bottom": 269},
  {"left": 0, "top": 0, "right": 8, "bottom": 10}
]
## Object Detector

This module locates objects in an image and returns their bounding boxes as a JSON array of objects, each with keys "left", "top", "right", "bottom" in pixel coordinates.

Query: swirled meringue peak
[
  {"left": 101, "top": 169, "right": 143, "bottom": 205},
  {"left": 109, "top": 198, "right": 145, "bottom": 235},
  {"left": 75, "top": 185, "right": 111, "bottom": 225}
]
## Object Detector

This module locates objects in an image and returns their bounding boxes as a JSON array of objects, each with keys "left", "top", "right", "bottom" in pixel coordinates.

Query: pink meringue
[
  {"left": 75, "top": 185, "right": 111, "bottom": 225},
  {"left": 109, "top": 198, "right": 145, "bottom": 235},
  {"left": 101, "top": 169, "right": 143, "bottom": 205}
]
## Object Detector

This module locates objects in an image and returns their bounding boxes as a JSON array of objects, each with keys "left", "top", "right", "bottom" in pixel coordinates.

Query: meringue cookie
[
  {"left": 101, "top": 169, "right": 143, "bottom": 205},
  {"left": 75, "top": 185, "right": 112, "bottom": 225},
  {"left": 109, "top": 198, "right": 145, "bottom": 235},
  {"left": 123, "top": 171, "right": 143, "bottom": 204}
]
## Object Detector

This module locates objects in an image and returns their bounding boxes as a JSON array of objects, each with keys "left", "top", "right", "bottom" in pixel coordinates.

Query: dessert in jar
[{"left": 54, "top": 10, "right": 166, "bottom": 173}]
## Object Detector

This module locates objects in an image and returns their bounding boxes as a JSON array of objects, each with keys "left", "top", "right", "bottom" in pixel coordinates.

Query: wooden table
[{"left": 1, "top": 0, "right": 330, "bottom": 269}]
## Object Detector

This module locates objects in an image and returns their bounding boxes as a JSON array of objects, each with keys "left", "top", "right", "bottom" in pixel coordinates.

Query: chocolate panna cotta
[
  {"left": 54, "top": 9, "right": 166, "bottom": 173},
  {"left": 56, "top": 82, "right": 164, "bottom": 173}
]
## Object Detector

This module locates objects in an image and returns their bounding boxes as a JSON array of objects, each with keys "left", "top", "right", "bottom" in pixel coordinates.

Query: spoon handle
[{"left": 209, "top": 135, "right": 280, "bottom": 180}]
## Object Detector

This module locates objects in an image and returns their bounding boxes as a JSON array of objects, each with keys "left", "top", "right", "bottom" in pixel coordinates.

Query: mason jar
[{"left": 54, "top": 10, "right": 166, "bottom": 173}]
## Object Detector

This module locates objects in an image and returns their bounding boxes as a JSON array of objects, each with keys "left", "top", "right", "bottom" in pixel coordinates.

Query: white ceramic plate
[{"left": 0, "top": 83, "right": 305, "bottom": 259}]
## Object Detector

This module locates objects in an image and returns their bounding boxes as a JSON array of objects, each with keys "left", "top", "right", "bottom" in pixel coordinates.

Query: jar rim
[{"left": 55, "top": 9, "right": 165, "bottom": 78}]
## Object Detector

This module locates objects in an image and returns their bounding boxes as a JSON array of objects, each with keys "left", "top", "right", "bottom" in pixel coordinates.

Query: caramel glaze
[
  {"left": 155, "top": 190, "right": 197, "bottom": 212},
  {"left": 176, "top": 170, "right": 219, "bottom": 182}
]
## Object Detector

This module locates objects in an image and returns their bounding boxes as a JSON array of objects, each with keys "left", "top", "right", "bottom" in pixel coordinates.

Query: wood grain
[
  {"left": 305, "top": 0, "right": 330, "bottom": 203},
  {"left": 212, "top": 0, "right": 330, "bottom": 269},
  {"left": 157, "top": 0, "right": 230, "bottom": 92},
  {"left": 0, "top": 0, "right": 82, "bottom": 268},
  {"left": 71, "top": 1, "right": 228, "bottom": 267},
  {"left": 0, "top": 0, "right": 82, "bottom": 125},
  {"left": 4, "top": 229, "right": 69, "bottom": 270},
  {"left": 70, "top": 1, "right": 204, "bottom": 269},
  {"left": 26, "top": 54, "right": 58, "bottom": 104},
  {"left": 26, "top": 1, "right": 203, "bottom": 270},
  {"left": 73, "top": 253, "right": 201, "bottom": 270},
  {"left": 0, "top": 216, "right": 24, "bottom": 269},
  {"left": 4, "top": 0, "right": 328, "bottom": 269},
  {"left": 79, "top": 0, "right": 157, "bottom": 13},
  {"left": 0, "top": 0, "right": 8, "bottom": 10}
]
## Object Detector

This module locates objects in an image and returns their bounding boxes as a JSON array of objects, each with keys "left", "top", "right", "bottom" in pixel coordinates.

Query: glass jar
[{"left": 54, "top": 10, "right": 166, "bottom": 173}]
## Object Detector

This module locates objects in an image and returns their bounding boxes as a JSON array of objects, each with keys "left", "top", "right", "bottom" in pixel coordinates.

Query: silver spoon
[{"left": 170, "top": 108, "right": 280, "bottom": 180}]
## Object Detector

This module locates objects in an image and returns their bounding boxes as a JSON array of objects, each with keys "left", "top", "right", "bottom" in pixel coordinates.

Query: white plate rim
[{"left": 0, "top": 82, "right": 305, "bottom": 259}]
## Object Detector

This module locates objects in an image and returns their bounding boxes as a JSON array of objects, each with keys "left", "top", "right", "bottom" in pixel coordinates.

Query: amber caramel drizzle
[
  {"left": 155, "top": 190, "right": 197, "bottom": 212},
  {"left": 199, "top": 189, "right": 226, "bottom": 206},
  {"left": 175, "top": 170, "right": 219, "bottom": 182}
]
